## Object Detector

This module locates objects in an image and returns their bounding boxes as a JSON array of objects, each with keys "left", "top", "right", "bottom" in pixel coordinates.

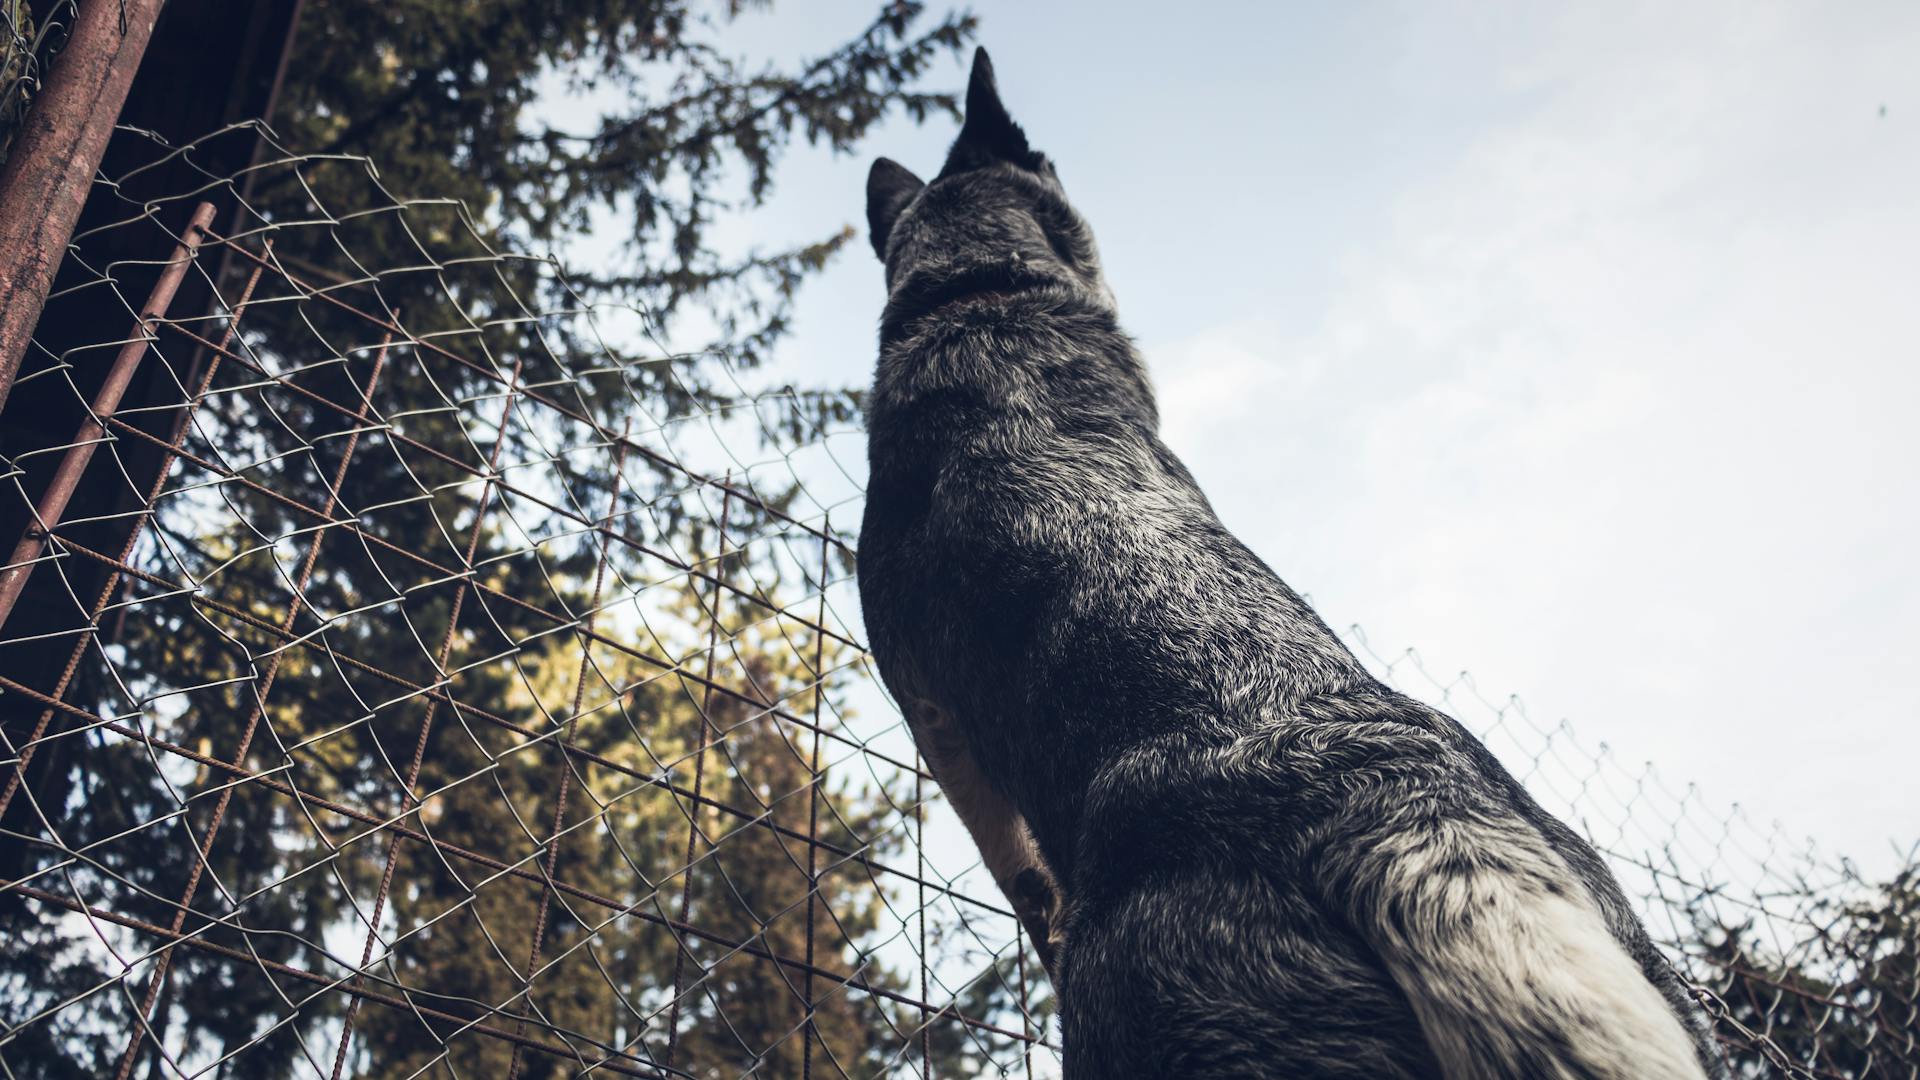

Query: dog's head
[{"left": 867, "top": 48, "right": 1114, "bottom": 328}]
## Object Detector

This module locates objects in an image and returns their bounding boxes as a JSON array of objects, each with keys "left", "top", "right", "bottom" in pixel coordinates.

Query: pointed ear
[
  {"left": 866, "top": 157, "right": 924, "bottom": 260},
  {"left": 942, "top": 47, "right": 1040, "bottom": 175}
]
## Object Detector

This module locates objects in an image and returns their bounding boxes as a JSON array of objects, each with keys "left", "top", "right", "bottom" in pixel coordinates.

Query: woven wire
[
  {"left": 0, "top": 122, "right": 1045, "bottom": 1079},
  {"left": 1349, "top": 636, "right": 1919, "bottom": 1079},
  {"left": 0, "top": 123, "right": 1911, "bottom": 1079},
  {"left": 0, "top": 0, "right": 79, "bottom": 164}
]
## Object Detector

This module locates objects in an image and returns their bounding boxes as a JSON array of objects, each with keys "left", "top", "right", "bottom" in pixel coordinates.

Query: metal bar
[
  {"left": 917, "top": 761, "right": 932, "bottom": 1078},
  {"left": 0, "top": 201, "right": 217, "bottom": 629},
  {"left": 114, "top": 325, "right": 395, "bottom": 1080},
  {"left": 1017, "top": 925, "right": 1035, "bottom": 1080},
  {"left": 328, "top": 360, "right": 522, "bottom": 1080},
  {"left": 506, "top": 425, "right": 629, "bottom": 1080},
  {"left": 663, "top": 476, "right": 734, "bottom": 1070},
  {"left": 0, "top": 0, "right": 170, "bottom": 411},
  {"left": 802, "top": 524, "right": 830, "bottom": 1080},
  {"left": 0, "top": 249, "right": 264, "bottom": 823}
]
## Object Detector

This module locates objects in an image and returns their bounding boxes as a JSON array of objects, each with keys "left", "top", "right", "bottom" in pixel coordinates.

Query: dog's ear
[
  {"left": 866, "top": 157, "right": 925, "bottom": 260},
  {"left": 942, "top": 47, "right": 1043, "bottom": 176}
]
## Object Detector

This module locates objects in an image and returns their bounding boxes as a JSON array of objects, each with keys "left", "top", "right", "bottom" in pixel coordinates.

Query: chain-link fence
[
  {"left": 0, "top": 124, "right": 1913, "bottom": 1079},
  {"left": 0, "top": 0, "right": 79, "bottom": 164},
  {"left": 1350, "top": 634, "right": 1918, "bottom": 1078}
]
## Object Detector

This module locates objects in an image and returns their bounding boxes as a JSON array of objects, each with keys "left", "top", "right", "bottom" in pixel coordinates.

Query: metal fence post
[
  {"left": 0, "top": 199, "right": 214, "bottom": 629},
  {"left": 0, "top": 0, "right": 168, "bottom": 413}
]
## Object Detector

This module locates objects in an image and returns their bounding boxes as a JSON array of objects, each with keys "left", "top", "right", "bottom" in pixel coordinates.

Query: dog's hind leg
[{"left": 904, "top": 699, "right": 1065, "bottom": 979}]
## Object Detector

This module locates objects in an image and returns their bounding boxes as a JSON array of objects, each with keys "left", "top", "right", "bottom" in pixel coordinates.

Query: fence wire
[
  {"left": 0, "top": 0, "right": 79, "bottom": 165},
  {"left": 1348, "top": 633, "right": 1919, "bottom": 1079},
  {"left": 0, "top": 123, "right": 1912, "bottom": 1079}
]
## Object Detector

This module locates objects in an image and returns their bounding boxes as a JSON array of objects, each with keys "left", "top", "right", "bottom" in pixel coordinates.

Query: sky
[{"left": 699, "top": 0, "right": 1920, "bottom": 872}]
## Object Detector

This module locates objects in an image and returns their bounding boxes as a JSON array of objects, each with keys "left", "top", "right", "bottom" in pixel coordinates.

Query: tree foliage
[
  {"left": 0, "top": 2, "right": 1029, "bottom": 1076},
  {"left": 270, "top": 0, "right": 974, "bottom": 365},
  {"left": 1685, "top": 865, "right": 1920, "bottom": 1077}
]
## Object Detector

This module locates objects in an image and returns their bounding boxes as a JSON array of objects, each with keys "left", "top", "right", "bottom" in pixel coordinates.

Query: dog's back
[{"left": 859, "top": 49, "right": 1722, "bottom": 1079}]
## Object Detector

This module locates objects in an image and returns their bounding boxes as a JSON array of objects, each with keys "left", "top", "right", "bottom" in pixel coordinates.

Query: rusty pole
[
  {"left": 0, "top": 0, "right": 169, "bottom": 413},
  {"left": 0, "top": 200, "right": 216, "bottom": 629},
  {"left": 802, "top": 522, "right": 831, "bottom": 1080},
  {"left": 662, "top": 476, "right": 734, "bottom": 1072}
]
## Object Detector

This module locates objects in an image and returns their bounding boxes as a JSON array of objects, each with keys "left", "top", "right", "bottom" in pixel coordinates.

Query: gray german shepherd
[{"left": 857, "top": 48, "right": 1723, "bottom": 1079}]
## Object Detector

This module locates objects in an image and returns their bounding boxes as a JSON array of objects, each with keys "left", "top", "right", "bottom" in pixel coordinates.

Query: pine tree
[
  {"left": 265, "top": 0, "right": 974, "bottom": 366},
  {"left": 0, "top": 3, "right": 1000, "bottom": 1076},
  {"left": 1684, "top": 865, "right": 1920, "bottom": 1076}
]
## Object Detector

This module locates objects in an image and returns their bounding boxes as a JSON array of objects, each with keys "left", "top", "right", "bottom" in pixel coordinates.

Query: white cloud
[{"left": 1149, "top": 0, "right": 1920, "bottom": 867}]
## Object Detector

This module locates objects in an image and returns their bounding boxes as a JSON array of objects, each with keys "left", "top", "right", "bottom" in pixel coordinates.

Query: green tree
[
  {"left": 265, "top": 0, "right": 973, "bottom": 366},
  {"left": 345, "top": 582, "right": 926, "bottom": 1077},
  {"left": 1684, "top": 865, "right": 1920, "bottom": 1078},
  {"left": 0, "top": 2, "right": 1037, "bottom": 1077}
]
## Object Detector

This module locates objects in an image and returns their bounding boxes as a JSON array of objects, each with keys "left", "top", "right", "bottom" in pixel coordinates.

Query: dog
[{"left": 857, "top": 48, "right": 1724, "bottom": 1079}]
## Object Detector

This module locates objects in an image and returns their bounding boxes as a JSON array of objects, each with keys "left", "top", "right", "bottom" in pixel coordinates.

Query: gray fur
[{"left": 858, "top": 48, "right": 1725, "bottom": 1079}]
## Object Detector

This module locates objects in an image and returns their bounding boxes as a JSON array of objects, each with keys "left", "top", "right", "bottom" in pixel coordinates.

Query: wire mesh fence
[
  {"left": 0, "top": 123, "right": 1913, "bottom": 1079},
  {"left": 1348, "top": 635, "right": 1919, "bottom": 1079},
  {"left": 0, "top": 0, "right": 79, "bottom": 164}
]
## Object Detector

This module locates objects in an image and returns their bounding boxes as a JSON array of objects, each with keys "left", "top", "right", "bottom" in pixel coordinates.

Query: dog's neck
[{"left": 935, "top": 288, "right": 1026, "bottom": 313}]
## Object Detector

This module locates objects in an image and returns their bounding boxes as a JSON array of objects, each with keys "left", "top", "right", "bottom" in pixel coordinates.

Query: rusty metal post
[
  {"left": 327, "top": 359, "right": 520, "bottom": 1080},
  {"left": 0, "top": 200, "right": 216, "bottom": 629},
  {"left": 115, "top": 324, "right": 397, "bottom": 1080},
  {"left": 660, "top": 475, "right": 736, "bottom": 1070},
  {"left": 1017, "top": 924, "right": 1035, "bottom": 1080},
  {"left": 0, "top": 244, "right": 265, "bottom": 825},
  {"left": 0, "top": 0, "right": 170, "bottom": 413},
  {"left": 802, "top": 522, "right": 830, "bottom": 1080},
  {"left": 505, "top": 424, "right": 629, "bottom": 1080},
  {"left": 917, "top": 760, "right": 934, "bottom": 1078}
]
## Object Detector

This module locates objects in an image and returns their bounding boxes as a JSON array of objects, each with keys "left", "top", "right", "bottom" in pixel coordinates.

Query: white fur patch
[{"left": 1363, "top": 819, "right": 1707, "bottom": 1080}]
